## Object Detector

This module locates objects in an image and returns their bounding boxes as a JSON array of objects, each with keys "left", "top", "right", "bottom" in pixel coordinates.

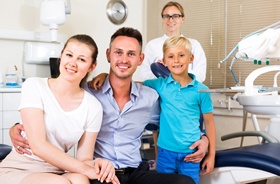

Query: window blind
[{"left": 146, "top": 0, "right": 280, "bottom": 88}]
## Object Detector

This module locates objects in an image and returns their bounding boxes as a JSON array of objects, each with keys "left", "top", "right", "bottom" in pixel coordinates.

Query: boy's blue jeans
[{"left": 157, "top": 147, "right": 200, "bottom": 184}]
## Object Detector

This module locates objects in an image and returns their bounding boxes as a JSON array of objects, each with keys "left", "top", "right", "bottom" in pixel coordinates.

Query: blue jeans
[{"left": 157, "top": 147, "right": 200, "bottom": 184}]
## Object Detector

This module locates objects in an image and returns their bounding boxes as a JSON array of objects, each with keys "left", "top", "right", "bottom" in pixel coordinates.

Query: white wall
[{"left": 0, "top": 0, "right": 146, "bottom": 80}]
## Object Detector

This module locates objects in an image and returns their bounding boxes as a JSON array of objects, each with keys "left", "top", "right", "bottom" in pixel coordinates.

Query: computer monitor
[{"left": 49, "top": 57, "right": 60, "bottom": 78}]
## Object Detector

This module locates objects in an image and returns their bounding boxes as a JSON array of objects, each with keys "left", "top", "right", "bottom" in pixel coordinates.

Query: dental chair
[
  {"left": 200, "top": 131, "right": 280, "bottom": 184},
  {"left": 0, "top": 144, "right": 12, "bottom": 162},
  {"left": 151, "top": 62, "right": 280, "bottom": 184}
]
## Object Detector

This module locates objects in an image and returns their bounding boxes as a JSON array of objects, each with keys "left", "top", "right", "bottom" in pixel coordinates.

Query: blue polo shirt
[{"left": 143, "top": 74, "right": 213, "bottom": 153}]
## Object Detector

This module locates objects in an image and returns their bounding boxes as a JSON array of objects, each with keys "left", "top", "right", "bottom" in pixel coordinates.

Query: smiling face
[
  {"left": 164, "top": 45, "right": 193, "bottom": 77},
  {"left": 59, "top": 40, "right": 96, "bottom": 84},
  {"left": 107, "top": 35, "right": 144, "bottom": 80},
  {"left": 162, "top": 5, "right": 185, "bottom": 36}
]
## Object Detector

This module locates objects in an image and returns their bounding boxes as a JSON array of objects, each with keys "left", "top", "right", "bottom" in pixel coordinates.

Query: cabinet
[
  {"left": 141, "top": 132, "right": 156, "bottom": 170},
  {"left": 0, "top": 90, "right": 21, "bottom": 146}
]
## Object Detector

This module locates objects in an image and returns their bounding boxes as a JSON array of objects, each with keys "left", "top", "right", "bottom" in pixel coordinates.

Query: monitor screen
[{"left": 49, "top": 57, "right": 60, "bottom": 78}]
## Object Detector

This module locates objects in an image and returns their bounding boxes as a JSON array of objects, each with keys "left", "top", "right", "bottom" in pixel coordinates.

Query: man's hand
[
  {"left": 156, "top": 59, "right": 164, "bottom": 65},
  {"left": 88, "top": 73, "right": 108, "bottom": 90},
  {"left": 9, "top": 124, "right": 31, "bottom": 155},
  {"left": 184, "top": 135, "right": 209, "bottom": 163}
]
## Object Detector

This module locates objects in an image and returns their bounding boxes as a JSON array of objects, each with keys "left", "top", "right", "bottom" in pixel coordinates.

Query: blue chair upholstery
[
  {"left": 150, "top": 62, "right": 170, "bottom": 78},
  {"left": 211, "top": 131, "right": 280, "bottom": 176},
  {"left": 0, "top": 144, "right": 12, "bottom": 161},
  {"left": 215, "top": 143, "right": 280, "bottom": 175}
]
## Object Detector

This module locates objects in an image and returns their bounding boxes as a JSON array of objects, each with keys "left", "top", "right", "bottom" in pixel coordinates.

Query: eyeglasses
[{"left": 162, "top": 14, "right": 183, "bottom": 21}]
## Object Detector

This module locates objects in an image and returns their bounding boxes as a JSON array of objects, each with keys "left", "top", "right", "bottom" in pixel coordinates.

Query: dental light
[
  {"left": 220, "top": 21, "right": 280, "bottom": 85},
  {"left": 40, "top": 0, "right": 71, "bottom": 42}
]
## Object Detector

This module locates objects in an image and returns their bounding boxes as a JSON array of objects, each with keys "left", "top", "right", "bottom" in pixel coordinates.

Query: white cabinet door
[
  {"left": 2, "top": 92, "right": 21, "bottom": 145},
  {"left": 2, "top": 111, "right": 21, "bottom": 145},
  {"left": 3, "top": 93, "right": 21, "bottom": 110},
  {"left": 3, "top": 129, "right": 12, "bottom": 145},
  {"left": 2, "top": 111, "right": 20, "bottom": 129},
  {"left": 0, "top": 93, "right": 3, "bottom": 111},
  {"left": 0, "top": 93, "right": 2, "bottom": 143}
]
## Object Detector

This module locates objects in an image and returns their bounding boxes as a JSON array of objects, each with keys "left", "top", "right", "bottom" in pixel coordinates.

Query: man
[{"left": 10, "top": 27, "right": 208, "bottom": 184}]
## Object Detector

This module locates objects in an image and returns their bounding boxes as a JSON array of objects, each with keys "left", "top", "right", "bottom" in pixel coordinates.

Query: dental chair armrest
[
  {"left": 221, "top": 131, "right": 279, "bottom": 143},
  {"left": 0, "top": 144, "right": 12, "bottom": 161}
]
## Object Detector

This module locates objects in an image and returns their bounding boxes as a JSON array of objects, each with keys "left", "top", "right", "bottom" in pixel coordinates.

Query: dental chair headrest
[{"left": 150, "top": 62, "right": 170, "bottom": 78}]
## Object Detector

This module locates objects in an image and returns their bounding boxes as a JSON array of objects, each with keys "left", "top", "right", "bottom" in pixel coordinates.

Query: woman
[
  {"left": 140, "top": 1, "right": 206, "bottom": 83},
  {"left": 0, "top": 35, "right": 119, "bottom": 184}
]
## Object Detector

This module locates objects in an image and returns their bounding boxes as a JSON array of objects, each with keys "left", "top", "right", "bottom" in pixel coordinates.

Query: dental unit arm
[
  {"left": 40, "top": 0, "right": 71, "bottom": 42},
  {"left": 220, "top": 21, "right": 280, "bottom": 86}
]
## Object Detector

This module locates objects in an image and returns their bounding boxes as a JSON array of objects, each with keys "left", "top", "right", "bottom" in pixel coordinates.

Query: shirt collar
[
  {"left": 102, "top": 76, "right": 140, "bottom": 102},
  {"left": 166, "top": 73, "right": 197, "bottom": 87},
  {"left": 163, "top": 34, "right": 184, "bottom": 39},
  {"left": 101, "top": 76, "right": 111, "bottom": 94}
]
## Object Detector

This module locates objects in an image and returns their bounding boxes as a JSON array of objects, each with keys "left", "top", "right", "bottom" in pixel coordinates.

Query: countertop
[
  {"left": 0, "top": 86, "right": 21, "bottom": 92},
  {"left": 199, "top": 88, "right": 244, "bottom": 93},
  {"left": 199, "top": 88, "right": 244, "bottom": 96},
  {"left": 200, "top": 86, "right": 280, "bottom": 94}
]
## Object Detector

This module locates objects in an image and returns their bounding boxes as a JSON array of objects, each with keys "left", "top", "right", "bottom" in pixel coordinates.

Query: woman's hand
[
  {"left": 94, "top": 158, "right": 120, "bottom": 184},
  {"left": 88, "top": 73, "right": 108, "bottom": 90}
]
